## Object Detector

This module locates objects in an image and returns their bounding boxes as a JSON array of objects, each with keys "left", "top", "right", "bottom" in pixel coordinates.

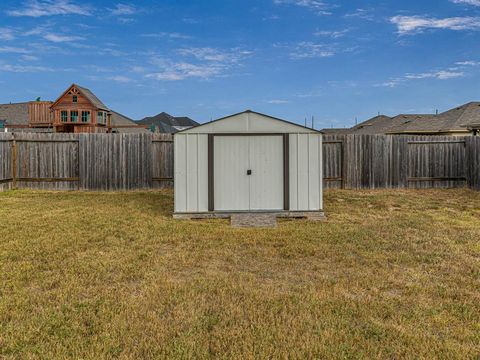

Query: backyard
[{"left": 0, "top": 189, "right": 479, "bottom": 359}]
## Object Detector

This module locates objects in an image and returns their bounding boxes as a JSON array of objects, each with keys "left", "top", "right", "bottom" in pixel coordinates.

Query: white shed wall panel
[
  {"left": 289, "top": 133, "right": 323, "bottom": 211},
  {"left": 174, "top": 133, "right": 208, "bottom": 213}
]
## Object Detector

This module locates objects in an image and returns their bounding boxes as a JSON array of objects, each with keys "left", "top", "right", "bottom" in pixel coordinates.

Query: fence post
[{"left": 11, "top": 133, "right": 17, "bottom": 189}]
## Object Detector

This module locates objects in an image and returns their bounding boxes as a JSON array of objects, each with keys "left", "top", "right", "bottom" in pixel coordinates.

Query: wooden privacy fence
[
  {"left": 0, "top": 133, "right": 479, "bottom": 191},
  {"left": 323, "top": 135, "right": 480, "bottom": 191},
  {"left": 0, "top": 133, "right": 173, "bottom": 191}
]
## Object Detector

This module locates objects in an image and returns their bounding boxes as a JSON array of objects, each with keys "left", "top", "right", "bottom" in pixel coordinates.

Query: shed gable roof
[{"left": 179, "top": 110, "right": 319, "bottom": 134}]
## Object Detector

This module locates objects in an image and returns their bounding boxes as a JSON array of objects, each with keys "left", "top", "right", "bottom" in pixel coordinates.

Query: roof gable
[
  {"left": 51, "top": 84, "right": 109, "bottom": 110},
  {"left": 179, "top": 110, "right": 319, "bottom": 134},
  {"left": 450, "top": 102, "right": 480, "bottom": 130}
]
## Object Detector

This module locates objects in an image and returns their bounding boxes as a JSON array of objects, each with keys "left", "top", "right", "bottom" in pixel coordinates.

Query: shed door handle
[{"left": 247, "top": 170, "right": 252, "bottom": 175}]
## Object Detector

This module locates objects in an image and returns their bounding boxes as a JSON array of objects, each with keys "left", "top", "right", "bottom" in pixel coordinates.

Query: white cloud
[
  {"left": 145, "top": 47, "right": 252, "bottom": 81},
  {"left": 108, "top": 75, "right": 133, "bottom": 83},
  {"left": 391, "top": 15, "right": 480, "bottom": 34},
  {"left": 43, "top": 33, "right": 84, "bottom": 42},
  {"left": 7, "top": 0, "right": 92, "bottom": 17},
  {"left": 142, "top": 32, "right": 192, "bottom": 40},
  {"left": 177, "top": 47, "right": 252, "bottom": 63},
  {"left": 21, "top": 55, "right": 40, "bottom": 61},
  {"left": 344, "top": 8, "right": 375, "bottom": 21},
  {"left": 0, "top": 46, "right": 31, "bottom": 54},
  {"left": 0, "top": 28, "right": 16, "bottom": 40},
  {"left": 266, "top": 99, "right": 290, "bottom": 104},
  {"left": 314, "top": 29, "right": 349, "bottom": 38},
  {"left": 0, "top": 63, "right": 53, "bottom": 72},
  {"left": 110, "top": 4, "right": 137, "bottom": 15},
  {"left": 273, "top": 0, "right": 332, "bottom": 15},
  {"left": 456, "top": 60, "right": 480, "bottom": 66},
  {"left": 451, "top": 0, "right": 480, "bottom": 6},
  {"left": 289, "top": 42, "right": 335, "bottom": 59},
  {"left": 132, "top": 66, "right": 146, "bottom": 73},
  {"left": 99, "top": 48, "right": 126, "bottom": 57},
  {"left": 23, "top": 24, "right": 51, "bottom": 36},
  {"left": 405, "top": 70, "right": 464, "bottom": 80},
  {"left": 378, "top": 66, "right": 467, "bottom": 88},
  {"left": 146, "top": 61, "right": 223, "bottom": 81}
]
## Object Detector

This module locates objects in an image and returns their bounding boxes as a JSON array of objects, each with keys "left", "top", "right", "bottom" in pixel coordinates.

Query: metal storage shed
[{"left": 174, "top": 110, "right": 324, "bottom": 220}]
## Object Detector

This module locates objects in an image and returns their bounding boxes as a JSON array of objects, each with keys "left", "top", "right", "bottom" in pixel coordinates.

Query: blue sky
[{"left": 0, "top": 0, "right": 479, "bottom": 128}]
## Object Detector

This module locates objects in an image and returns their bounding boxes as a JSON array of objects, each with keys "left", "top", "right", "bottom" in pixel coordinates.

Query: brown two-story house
[
  {"left": 51, "top": 84, "right": 111, "bottom": 133},
  {"left": 0, "top": 84, "right": 147, "bottom": 133}
]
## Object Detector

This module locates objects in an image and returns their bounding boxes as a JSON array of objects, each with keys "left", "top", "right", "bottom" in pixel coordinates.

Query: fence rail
[{"left": 0, "top": 133, "right": 479, "bottom": 192}]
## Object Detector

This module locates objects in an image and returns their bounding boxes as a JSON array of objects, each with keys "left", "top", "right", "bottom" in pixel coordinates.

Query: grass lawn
[{"left": 0, "top": 189, "right": 479, "bottom": 359}]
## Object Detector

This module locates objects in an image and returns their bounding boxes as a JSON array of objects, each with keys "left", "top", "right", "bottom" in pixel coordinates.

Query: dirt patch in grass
[{"left": 0, "top": 189, "right": 479, "bottom": 359}]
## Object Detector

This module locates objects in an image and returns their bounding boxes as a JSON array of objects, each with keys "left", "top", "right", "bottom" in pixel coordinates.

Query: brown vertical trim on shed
[
  {"left": 208, "top": 134, "right": 214, "bottom": 211},
  {"left": 283, "top": 134, "right": 290, "bottom": 210}
]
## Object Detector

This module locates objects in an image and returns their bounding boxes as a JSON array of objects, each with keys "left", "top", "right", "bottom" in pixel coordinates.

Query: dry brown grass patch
[{"left": 0, "top": 189, "right": 479, "bottom": 359}]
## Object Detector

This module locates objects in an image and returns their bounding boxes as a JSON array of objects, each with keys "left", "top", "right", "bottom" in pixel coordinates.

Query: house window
[
  {"left": 70, "top": 111, "right": 78, "bottom": 122},
  {"left": 73, "top": 95, "right": 78, "bottom": 103},
  {"left": 81, "top": 111, "right": 90, "bottom": 123},
  {"left": 61, "top": 111, "right": 68, "bottom": 122},
  {"left": 97, "top": 111, "right": 104, "bottom": 124}
]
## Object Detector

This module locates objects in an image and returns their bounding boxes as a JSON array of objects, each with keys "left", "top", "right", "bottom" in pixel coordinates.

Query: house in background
[
  {"left": 51, "top": 84, "right": 111, "bottom": 133},
  {"left": 138, "top": 112, "right": 198, "bottom": 133},
  {"left": 322, "top": 102, "right": 480, "bottom": 136},
  {"left": 0, "top": 84, "right": 147, "bottom": 133}
]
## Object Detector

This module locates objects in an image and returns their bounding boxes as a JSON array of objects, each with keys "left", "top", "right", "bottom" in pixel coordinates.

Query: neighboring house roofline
[{"left": 386, "top": 129, "right": 470, "bottom": 135}]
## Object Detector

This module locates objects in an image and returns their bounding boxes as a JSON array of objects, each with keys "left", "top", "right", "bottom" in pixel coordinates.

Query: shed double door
[{"left": 214, "top": 135, "right": 284, "bottom": 211}]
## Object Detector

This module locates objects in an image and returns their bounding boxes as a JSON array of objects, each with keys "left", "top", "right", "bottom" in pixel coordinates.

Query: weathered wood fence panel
[
  {"left": 152, "top": 133, "right": 174, "bottom": 189},
  {"left": 79, "top": 133, "right": 153, "bottom": 190},
  {"left": 321, "top": 134, "right": 478, "bottom": 190},
  {"left": 323, "top": 135, "right": 343, "bottom": 189},
  {"left": 0, "top": 133, "right": 13, "bottom": 191},
  {"left": 466, "top": 137, "right": 480, "bottom": 191},
  {"left": 0, "top": 133, "right": 478, "bottom": 192},
  {"left": 407, "top": 136, "right": 467, "bottom": 189},
  {"left": 14, "top": 133, "right": 79, "bottom": 190}
]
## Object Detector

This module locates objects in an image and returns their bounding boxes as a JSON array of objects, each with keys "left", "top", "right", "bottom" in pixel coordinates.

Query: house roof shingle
[
  {"left": 324, "top": 101, "right": 480, "bottom": 135},
  {"left": 0, "top": 102, "right": 30, "bottom": 125},
  {"left": 387, "top": 102, "right": 480, "bottom": 134},
  {"left": 138, "top": 112, "right": 198, "bottom": 133},
  {"left": 110, "top": 111, "right": 148, "bottom": 133},
  {"left": 75, "top": 85, "right": 110, "bottom": 111}
]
